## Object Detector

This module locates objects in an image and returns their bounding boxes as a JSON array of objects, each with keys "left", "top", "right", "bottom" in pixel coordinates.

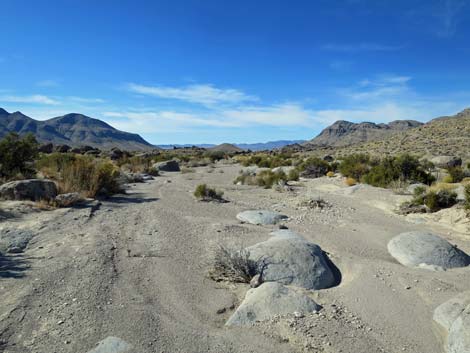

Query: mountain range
[
  {"left": 0, "top": 108, "right": 152, "bottom": 151},
  {"left": 157, "top": 140, "right": 306, "bottom": 151}
]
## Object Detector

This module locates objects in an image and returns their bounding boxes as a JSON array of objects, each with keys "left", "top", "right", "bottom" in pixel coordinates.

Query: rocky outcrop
[
  {"left": 0, "top": 228, "right": 34, "bottom": 253},
  {"left": 225, "top": 282, "right": 321, "bottom": 326},
  {"left": 387, "top": 231, "right": 470, "bottom": 270},
  {"left": 0, "top": 179, "right": 58, "bottom": 201}
]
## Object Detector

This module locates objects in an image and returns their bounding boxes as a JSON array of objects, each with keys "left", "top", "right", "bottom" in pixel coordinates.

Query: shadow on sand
[{"left": 0, "top": 253, "right": 29, "bottom": 279}]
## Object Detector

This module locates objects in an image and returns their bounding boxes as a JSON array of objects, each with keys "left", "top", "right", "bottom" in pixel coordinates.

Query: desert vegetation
[
  {"left": 194, "top": 184, "right": 225, "bottom": 202},
  {"left": 0, "top": 132, "right": 38, "bottom": 181}
]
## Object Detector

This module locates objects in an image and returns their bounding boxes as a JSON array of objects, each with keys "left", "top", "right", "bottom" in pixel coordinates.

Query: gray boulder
[
  {"left": 86, "top": 336, "right": 132, "bottom": 353},
  {"left": 387, "top": 232, "right": 470, "bottom": 270},
  {"left": 54, "top": 193, "right": 83, "bottom": 207},
  {"left": 236, "top": 210, "right": 288, "bottom": 225},
  {"left": 247, "top": 233, "right": 336, "bottom": 290},
  {"left": 225, "top": 282, "right": 321, "bottom": 326},
  {"left": 0, "top": 228, "right": 34, "bottom": 253},
  {"left": 434, "top": 293, "right": 470, "bottom": 353},
  {"left": 431, "top": 156, "right": 462, "bottom": 169},
  {"left": 0, "top": 179, "right": 58, "bottom": 201},
  {"left": 153, "top": 160, "right": 180, "bottom": 172}
]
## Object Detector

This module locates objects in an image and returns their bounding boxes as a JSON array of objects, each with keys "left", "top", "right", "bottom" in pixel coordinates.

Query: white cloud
[
  {"left": 67, "top": 96, "right": 105, "bottom": 103},
  {"left": 343, "top": 75, "right": 412, "bottom": 100},
  {"left": 0, "top": 94, "right": 59, "bottom": 105},
  {"left": 322, "top": 43, "right": 403, "bottom": 52},
  {"left": 127, "top": 83, "right": 258, "bottom": 105}
]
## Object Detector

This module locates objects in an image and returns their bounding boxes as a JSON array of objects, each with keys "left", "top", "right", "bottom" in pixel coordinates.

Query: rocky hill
[
  {"left": 296, "top": 108, "right": 470, "bottom": 159},
  {"left": 306, "top": 119, "right": 423, "bottom": 147},
  {"left": 209, "top": 143, "right": 244, "bottom": 153},
  {"left": 0, "top": 109, "right": 153, "bottom": 151}
]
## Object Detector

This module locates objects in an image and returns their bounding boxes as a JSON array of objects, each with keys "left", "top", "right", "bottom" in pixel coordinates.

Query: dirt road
[{"left": 1, "top": 164, "right": 469, "bottom": 353}]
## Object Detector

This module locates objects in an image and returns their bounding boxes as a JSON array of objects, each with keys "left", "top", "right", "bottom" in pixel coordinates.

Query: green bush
[
  {"left": 0, "top": 132, "right": 38, "bottom": 180},
  {"left": 297, "top": 157, "right": 330, "bottom": 178},
  {"left": 339, "top": 154, "right": 370, "bottom": 180},
  {"left": 237, "top": 153, "right": 293, "bottom": 168},
  {"left": 194, "top": 184, "right": 224, "bottom": 201},
  {"left": 447, "top": 167, "right": 464, "bottom": 183},
  {"left": 465, "top": 184, "right": 470, "bottom": 209},
  {"left": 411, "top": 189, "right": 457, "bottom": 212},
  {"left": 287, "top": 169, "right": 300, "bottom": 181},
  {"left": 234, "top": 169, "right": 291, "bottom": 189}
]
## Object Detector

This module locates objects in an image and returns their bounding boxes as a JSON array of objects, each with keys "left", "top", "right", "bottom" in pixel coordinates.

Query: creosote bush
[
  {"left": 409, "top": 187, "right": 458, "bottom": 212},
  {"left": 446, "top": 166, "right": 465, "bottom": 183},
  {"left": 208, "top": 244, "right": 258, "bottom": 283},
  {"left": 194, "top": 184, "right": 224, "bottom": 202},
  {"left": 0, "top": 132, "right": 38, "bottom": 181},
  {"left": 339, "top": 153, "right": 434, "bottom": 188}
]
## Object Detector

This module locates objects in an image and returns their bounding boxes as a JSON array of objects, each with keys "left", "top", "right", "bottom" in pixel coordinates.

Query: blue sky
[{"left": 1, "top": 0, "right": 470, "bottom": 144}]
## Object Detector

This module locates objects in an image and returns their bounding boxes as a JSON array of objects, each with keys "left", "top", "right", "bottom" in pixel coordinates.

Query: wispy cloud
[
  {"left": 67, "top": 96, "right": 105, "bottom": 103},
  {"left": 342, "top": 75, "right": 412, "bottom": 100},
  {"left": 435, "top": 0, "right": 467, "bottom": 37},
  {"left": 36, "top": 79, "right": 61, "bottom": 88},
  {"left": 0, "top": 94, "right": 59, "bottom": 105},
  {"left": 322, "top": 43, "right": 403, "bottom": 52},
  {"left": 127, "top": 83, "right": 258, "bottom": 106}
]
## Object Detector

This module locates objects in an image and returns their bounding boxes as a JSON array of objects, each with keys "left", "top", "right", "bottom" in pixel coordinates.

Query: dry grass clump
[
  {"left": 208, "top": 244, "right": 258, "bottom": 283},
  {"left": 194, "top": 184, "right": 225, "bottom": 202},
  {"left": 326, "top": 171, "right": 335, "bottom": 177},
  {"left": 345, "top": 177, "right": 357, "bottom": 186},
  {"left": 37, "top": 153, "right": 122, "bottom": 198}
]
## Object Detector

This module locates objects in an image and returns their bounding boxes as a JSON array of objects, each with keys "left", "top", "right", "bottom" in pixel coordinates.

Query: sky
[{"left": 1, "top": 0, "right": 470, "bottom": 144}]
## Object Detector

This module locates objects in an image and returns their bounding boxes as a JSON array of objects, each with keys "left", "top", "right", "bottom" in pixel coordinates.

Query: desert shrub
[
  {"left": 447, "top": 167, "right": 465, "bottom": 183},
  {"left": 194, "top": 184, "right": 224, "bottom": 202},
  {"left": 326, "top": 171, "right": 335, "bottom": 177},
  {"left": 204, "top": 150, "right": 226, "bottom": 162},
  {"left": 345, "top": 177, "right": 357, "bottom": 186},
  {"left": 0, "top": 132, "right": 38, "bottom": 180},
  {"left": 237, "top": 153, "right": 293, "bottom": 169},
  {"left": 410, "top": 189, "right": 457, "bottom": 212},
  {"left": 208, "top": 244, "right": 258, "bottom": 283},
  {"left": 255, "top": 170, "right": 287, "bottom": 188},
  {"left": 339, "top": 154, "right": 370, "bottom": 180},
  {"left": 464, "top": 184, "right": 470, "bottom": 209},
  {"left": 287, "top": 169, "right": 300, "bottom": 181},
  {"left": 298, "top": 157, "right": 331, "bottom": 178},
  {"left": 38, "top": 154, "right": 121, "bottom": 197}
]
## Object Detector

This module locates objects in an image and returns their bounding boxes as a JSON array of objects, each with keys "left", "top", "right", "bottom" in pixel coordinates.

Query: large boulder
[
  {"left": 54, "top": 144, "right": 71, "bottom": 153},
  {"left": 434, "top": 292, "right": 470, "bottom": 353},
  {"left": 54, "top": 192, "right": 83, "bottom": 207},
  {"left": 86, "top": 336, "right": 132, "bottom": 353},
  {"left": 0, "top": 179, "right": 58, "bottom": 201},
  {"left": 431, "top": 156, "right": 462, "bottom": 169},
  {"left": 236, "top": 210, "right": 288, "bottom": 225},
  {"left": 247, "top": 232, "right": 337, "bottom": 290},
  {"left": 153, "top": 160, "right": 180, "bottom": 172},
  {"left": 225, "top": 282, "right": 321, "bottom": 326},
  {"left": 387, "top": 232, "right": 470, "bottom": 270}
]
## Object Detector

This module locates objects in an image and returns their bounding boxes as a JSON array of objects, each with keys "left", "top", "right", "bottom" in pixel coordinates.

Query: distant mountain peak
[{"left": 0, "top": 108, "right": 153, "bottom": 151}]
